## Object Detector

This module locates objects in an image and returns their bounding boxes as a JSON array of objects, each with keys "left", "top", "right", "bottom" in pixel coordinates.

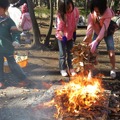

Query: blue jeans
[
  {"left": 93, "top": 33, "right": 114, "bottom": 50},
  {"left": 0, "top": 53, "right": 27, "bottom": 83},
  {"left": 58, "top": 40, "right": 73, "bottom": 70}
]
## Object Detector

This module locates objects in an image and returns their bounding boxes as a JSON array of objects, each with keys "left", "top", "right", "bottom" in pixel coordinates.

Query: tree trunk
[
  {"left": 27, "top": 0, "right": 42, "bottom": 48},
  {"left": 47, "top": 0, "right": 50, "bottom": 9},
  {"left": 44, "top": 0, "right": 54, "bottom": 47}
]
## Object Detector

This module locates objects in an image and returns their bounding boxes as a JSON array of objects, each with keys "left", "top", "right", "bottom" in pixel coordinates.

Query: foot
[
  {"left": 60, "top": 70, "right": 68, "bottom": 77},
  {"left": 18, "top": 79, "right": 32, "bottom": 87},
  {"left": 70, "top": 69, "right": 77, "bottom": 76},
  {"left": 20, "top": 32, "right": 26, "bottom": 37},
  {"left": 110, "top": 70, "right": 116, "bottom": 79}
]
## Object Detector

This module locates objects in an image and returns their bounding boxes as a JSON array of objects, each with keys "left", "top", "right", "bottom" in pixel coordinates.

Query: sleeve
[
  {"left": 9, "top": 18, "right": 20, "bottom": 43},
  {"left": 97, "top": 8, "right": 114, "bottom": 40},
  {"left": 97, "top": 18, "right": 111, "bottom": 40},
  {"left": 56, "top": 14, "right": 65, "bottom": 31},
  {"left": 20, "top": 14, "right": 25, "bottom": 28},
  {"left": 74, "top": 7, "right": 79, "bottom": 26},
  {"left": 86, "top": 14, "right": 94, "bottom": 37}
]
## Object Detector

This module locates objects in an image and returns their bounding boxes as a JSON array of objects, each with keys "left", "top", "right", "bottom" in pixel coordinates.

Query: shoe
[
  {"left": 70, "top": 69, "right": 77, "bottom": 76},
  {"left": 20, "top": 32, "right": 26, "bottom": 37},
  {"left": 110, "top": 70, "right": 116, "bottom": 79},
  {"left": 60, "top": 70, "right": 68, "bottom": 77},
  {"left": 18, "top": 79, "right": 32, "bottom": 87}
]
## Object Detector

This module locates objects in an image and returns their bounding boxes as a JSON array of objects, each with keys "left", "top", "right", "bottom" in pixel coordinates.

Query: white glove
[{"left": 12, "top": 41, "right": 21, "bottom": 48}]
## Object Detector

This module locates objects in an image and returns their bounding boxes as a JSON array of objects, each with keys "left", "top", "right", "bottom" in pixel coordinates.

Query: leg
[
  {"left": 66, "top": 40, "right": 76, "bottom": 76},
  {"left": 0, "top": 54, "right": 4, "bottom": 88},
  {"left": 25, "top": 31, "right": 31, "bottom": 44},
  {"left": 66, "top": 40, "right": 73, "bottom": 69},
  {"left": 58, "top": 40, "right": 67, "bottom": 70},
  {"left": 104, "top": 35, "right": 116, "bottom": 78},
  {"left": 108, "top": 50, "right": 115, "bottom": 69},
  {"left": 58, "top": 40, "right": 68, "bottom": 76},
  {"left": 5, "top": 54, "right": 27, "bottom": 81}
]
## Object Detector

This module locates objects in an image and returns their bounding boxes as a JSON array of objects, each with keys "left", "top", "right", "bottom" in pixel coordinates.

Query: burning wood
[
  {"left": 53, "top": 75, "right": 110, "bottom": 120},
  {"left": 32, "top": 43, "right": 120, "bottom": 120},
  {"left": 51, "top": 43, "right": 110, "bottom": 119}
]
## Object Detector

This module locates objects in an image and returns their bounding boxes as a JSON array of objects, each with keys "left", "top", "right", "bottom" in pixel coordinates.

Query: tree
[
  {"left": 44, "top": 0, "right": 54, "bottom": 47},
  {"left": 27, "top": 0, "right": 43, "bottom": 48}
]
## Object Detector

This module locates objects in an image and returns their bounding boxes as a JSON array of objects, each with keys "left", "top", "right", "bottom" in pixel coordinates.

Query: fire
[{"left": 54, "top": 73, "right": 105, "bottom": 118}]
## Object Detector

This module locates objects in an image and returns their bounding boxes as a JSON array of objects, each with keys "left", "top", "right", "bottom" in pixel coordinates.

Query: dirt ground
[{"left": 0, "top": 28, "right": 120, "bottom": 120}]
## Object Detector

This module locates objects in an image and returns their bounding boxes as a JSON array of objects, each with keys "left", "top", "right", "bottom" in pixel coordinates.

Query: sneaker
[
  {"left": 110, "top": 70, "right": 116, "bottom": 79},
  {"left": 60, "top": 70, "right": 68, "bottom": 77},
  {"left": 20, "top": 32, "right": 26, "bottom": 37},
  {"left": 70, "top": 69, "right": 77, "bottom": 76},
  {"left": 18, "top": 79, "right": 32, "bottom": 87}
]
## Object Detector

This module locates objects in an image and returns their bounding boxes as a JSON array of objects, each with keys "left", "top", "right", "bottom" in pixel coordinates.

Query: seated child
[{"left": 19, "top": 3, "right": 32, "bottom": 43}]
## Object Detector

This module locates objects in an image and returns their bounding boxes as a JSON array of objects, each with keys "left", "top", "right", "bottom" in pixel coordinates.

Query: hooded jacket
[
  {"left": 86, "top": 7, "right": 115, "bottom": 40},
  {"left": 56, "top": 7, "right": 79, "bottom": 40},
  {"left": 20, "top": 4, "right": 32, "bottom": 30},
  {"left": 20, "top": 13, "right": 32, "bottom": 30},
  {"left": 0, "top": 17, "right": 20, "bottom": 54}
]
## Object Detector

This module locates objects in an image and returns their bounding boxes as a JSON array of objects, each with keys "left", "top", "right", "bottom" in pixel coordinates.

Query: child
[
  {"left": 55, "top": 0, "right": 79, "bottom": 77},
  {"left": 19, "top": 3, "right": 32, "bottom": 43},
  {"left": 83, "top": 0, "right": 116, "bottom": 79},
  {"left": 0, "top": 0, "right": 31, "bottom": 88}
]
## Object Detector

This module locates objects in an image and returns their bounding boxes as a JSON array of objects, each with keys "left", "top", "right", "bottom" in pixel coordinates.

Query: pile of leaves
[{"left": 71, "top": 43, "right": 98, "bottom": 72}]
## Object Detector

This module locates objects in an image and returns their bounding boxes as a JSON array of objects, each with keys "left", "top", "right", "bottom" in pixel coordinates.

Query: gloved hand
[
  {"left": 89, "top": 40, "right": 98, "bottom": 53},
  {"left": 12, "top": 41, "right": 21, "bottom": 48},
  {"left": 62, "top": 36, "right": 67, "bottom": 45},
  {"left": 73, "top": 32, "right": 76, "bottom": 42}
]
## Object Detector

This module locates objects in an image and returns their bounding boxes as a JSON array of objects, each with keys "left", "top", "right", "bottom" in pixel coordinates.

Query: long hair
[
  {"left": 58, "top": 0, "right": 74, "bottom": 21},
  {"left": 90, "top": 0, "right": 107, "bottom": 15}
]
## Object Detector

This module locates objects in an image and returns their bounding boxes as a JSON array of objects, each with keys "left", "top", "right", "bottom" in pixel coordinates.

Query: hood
[{"left": 101, "top": 7, "right": 115, "bottom": 19}]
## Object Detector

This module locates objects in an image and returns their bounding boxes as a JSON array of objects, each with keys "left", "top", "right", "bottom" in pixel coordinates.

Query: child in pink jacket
[
  {"left": 83, "top": 0, "right": 116, "bottom": 79},
  {"left": 20, "top": 3, "right": 32, "bottom": 43},
  {"left": 56, "top": 0, "right": 79, "bottom": 77}
]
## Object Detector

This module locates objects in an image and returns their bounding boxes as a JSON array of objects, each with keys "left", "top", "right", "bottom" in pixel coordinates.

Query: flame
[{"left": 54, "top": 72, "right": 105, "bottom": 118}]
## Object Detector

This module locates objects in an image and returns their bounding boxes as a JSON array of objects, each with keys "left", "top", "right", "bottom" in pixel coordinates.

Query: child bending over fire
[{"left": 83, "top": 0, "right": 116, "bottom": 79}]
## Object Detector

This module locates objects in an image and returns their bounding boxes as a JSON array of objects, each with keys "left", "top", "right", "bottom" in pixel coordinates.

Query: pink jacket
[
  {"left": 86, "top": 7, "right": 115, "bottom": 40},
  {"left": 20, "top": 12, "right": 32, "bottom": 31},
  {"left": 56, "top": 7, "right": 79, "bottom": 40}
]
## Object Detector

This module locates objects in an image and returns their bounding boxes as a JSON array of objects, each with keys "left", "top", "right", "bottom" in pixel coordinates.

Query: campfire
[
  {"left": 53, "top": 43, "right": 109, "bottom": 119},
  {"left": 34, "top": 43, "right": 119, "bottom": 120},
  {"left": 53, "top": 74, "right": 109, "bottom": 119}
]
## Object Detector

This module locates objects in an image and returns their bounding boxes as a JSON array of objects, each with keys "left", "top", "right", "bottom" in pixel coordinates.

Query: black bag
[{"left": 104, "top": 20, "right": 118, "bottom": 36}]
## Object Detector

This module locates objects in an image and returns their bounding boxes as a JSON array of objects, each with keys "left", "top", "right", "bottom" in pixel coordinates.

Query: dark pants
[
  {"left": 58, "top": 40, "right": 73, "bottom": 70},
  {"left": 0, "top": 53, "right": 26, "bottom": 83}
]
